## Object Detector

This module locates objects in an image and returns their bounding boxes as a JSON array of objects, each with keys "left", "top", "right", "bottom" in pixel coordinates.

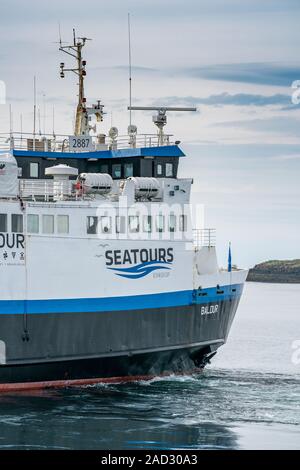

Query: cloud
[
  {"left": 1, "top": 0, "right": 300, "bottom": 23},
  {"left": 152, "top": 93, "right": 293, "bottom": 108},
  {"left": 271, "top": 154, "right": 300, "bottom": 161},
  {"left": 182, "top": 63, "right": 300, "bottom": 87},
  {"left": 212, "top": 116, "right": 300, "bottom": 136}
]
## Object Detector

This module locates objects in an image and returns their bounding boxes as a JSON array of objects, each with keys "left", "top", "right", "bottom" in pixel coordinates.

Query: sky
[{"left": 0, "top": 0, "right": 300, "bottom": 267}]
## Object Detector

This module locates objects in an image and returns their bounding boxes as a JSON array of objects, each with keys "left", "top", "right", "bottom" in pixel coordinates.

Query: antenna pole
[
  {"left": 9, "top": 104, "right": 13, "bottom": 149},
  {"left": 33, "top": 76, "right": 36, "bottom": 150},
  {"left": 128, "top": 13, "right": 132, "bottom": 127},
  {"left": 52, "top": 106, "right": 55, "bottom": 136},
  {"left": 38, "top": 107, "right": 41, "bottom": 135},
  {"left": 58, "top": 22, "right": 62, "bottom": 47},
  {"left": 43, "top": 92, "right": 46, "bottom": 136},
  {"left": 9, "top": 104, "right": 12, "bottom": 134},
  {"left": 20, "top": 113, "right": 23, "bottom": 143}
]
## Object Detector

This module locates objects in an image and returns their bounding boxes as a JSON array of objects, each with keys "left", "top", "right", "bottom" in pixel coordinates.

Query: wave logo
[{"left": 108, "top": 260, "right": 172, "bottom": 279}]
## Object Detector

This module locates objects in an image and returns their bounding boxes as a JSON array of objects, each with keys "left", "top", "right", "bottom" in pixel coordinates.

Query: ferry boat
[{"left": 0, "top": 34, "right": 248, "bottom": 391}]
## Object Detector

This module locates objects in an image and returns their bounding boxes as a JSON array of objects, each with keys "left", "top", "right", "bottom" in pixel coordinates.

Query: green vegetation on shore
[{"left": 247, "top": 259, "right": 300, "bottom": 283}]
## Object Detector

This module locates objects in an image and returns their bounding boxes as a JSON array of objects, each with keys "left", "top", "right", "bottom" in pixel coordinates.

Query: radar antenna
[
  {"left": 128, "top": 106, "right": 197, "bottom": 145},
  {"left": 59, "top": 29, "right": 104, "bottom": 136}
]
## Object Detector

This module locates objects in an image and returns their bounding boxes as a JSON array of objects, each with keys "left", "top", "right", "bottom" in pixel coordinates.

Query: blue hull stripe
[
  {"left": 0, "top": 284, "right": 243, "bottom": 315},
  {"left": 12, "top": 145, "right": 185, "bottom": 160}
]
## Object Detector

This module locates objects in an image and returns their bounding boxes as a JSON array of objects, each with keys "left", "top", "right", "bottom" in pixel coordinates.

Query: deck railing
[
  {"left": 193, "top": 228, "right": 216, "bottom": 248},
  {"left": 0, "top": 131, "right": 174, "bottom": 153},
  {"left": 19, "top": 179, "right": 74, "bottom": 201}
]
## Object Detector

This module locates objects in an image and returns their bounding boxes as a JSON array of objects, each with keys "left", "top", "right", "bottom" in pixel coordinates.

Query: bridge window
[
  {"left": 143, "top": 215, "right": 152, "bottom": 233},
  {"left": 129, "top": 215, "right": 139, "bottom": 233},
  {"left": 124, "top": 163, "right": 133, "bottom": 178},
  {"left": 156, "top": 163, "right": 163, "bottom": 176},
  {"left": 100, "top": 216, "right": 112, "bottom": 234},
  {"left": 100, "top": 164, "right": 108, "bottom": 174},
  {"left": 0, "top": 214, "right": 7, "bottom": 232},
  {"left": 12, "top": 214, "right": 23, "bottom": 233},
  {"left": 27, "top": 214, "right": 39, "bottom": 234},
  {"left": 57, "top": 215, "right": 69, "bottom": 234},
  {"left": 112, "top": 164, "right": 122, "bottom": 179},
  {"left": 42, "top": 215, "right": 54, "bottom": 234},
  {"left": 169, "top": 214, "right": 176, "bottom": 232},
  {"left": 87, "top": 216, "right": 98, "bottom": 234},
  {"left": 166, "top": 163, "right": 174, "bottom": 177},
  {"left": 30, "top": 162, "right": 39, "bottom": 178}
]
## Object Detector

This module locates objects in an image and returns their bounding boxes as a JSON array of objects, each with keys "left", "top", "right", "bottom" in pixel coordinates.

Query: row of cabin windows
[
  {"left": 86, "top": 214, "right": 187, "bottom": 235},
  {"left": 0, "top": 213, "right": 69, "bottom": 235},
  {"left": 25, "top": 161, "right": 175, "bottom": 179},
  {"left": 27, "top": 215, "right": 69, "bottom": 234},
  {"left": 0, "top": 213, "right": 186, "bottom": 237}
]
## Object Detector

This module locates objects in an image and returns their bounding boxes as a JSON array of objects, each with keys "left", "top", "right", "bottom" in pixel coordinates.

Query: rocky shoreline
[{"left": 247, "top": 259, "right": 300, "bottom": 283}]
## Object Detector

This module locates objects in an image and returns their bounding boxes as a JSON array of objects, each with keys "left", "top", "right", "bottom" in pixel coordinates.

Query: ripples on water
[
  {"left": 0, "top": 369, "right": 299, "bottom": 450},
  {"left": 0, "top": 283, "right": 299, "bottom": 449}
]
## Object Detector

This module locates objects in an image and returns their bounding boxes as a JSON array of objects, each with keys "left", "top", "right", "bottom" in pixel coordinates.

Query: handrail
[
  {"left": 0, "top": 131, "right": 174, "bottom": 153},
  {"left": 193, "top": 228, "right": 216, "bottom": 248},
  {"left": 19, "top": 179, "right": 75, "bottom": 201}
]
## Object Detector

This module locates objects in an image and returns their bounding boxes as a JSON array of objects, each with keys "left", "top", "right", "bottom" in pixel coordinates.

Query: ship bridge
[{"left": 0, "top": 132, "right": 185, "bottom": 181}]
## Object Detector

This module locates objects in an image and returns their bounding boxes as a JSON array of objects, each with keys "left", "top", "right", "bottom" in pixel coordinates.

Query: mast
[
  {"left": 74, "top": 31, "right": 85, "bottom": 136},
  {"left": 59, "top": 29, "right": 104, "bottom": 136}
]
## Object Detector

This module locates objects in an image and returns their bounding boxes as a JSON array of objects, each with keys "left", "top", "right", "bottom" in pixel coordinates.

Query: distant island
[{"left": 247, "top": 259, "right": 300, "bottom": 283}]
